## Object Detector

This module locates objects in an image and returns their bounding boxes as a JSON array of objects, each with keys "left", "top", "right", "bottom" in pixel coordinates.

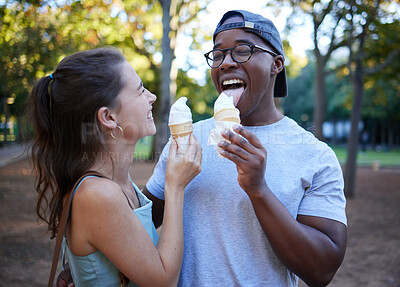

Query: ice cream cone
[
  {"left": 169, "top": 120, "right": 193, "bottom": 138},
  {"left": 214, "top": 108, "right": 240, "bottom": 123}
]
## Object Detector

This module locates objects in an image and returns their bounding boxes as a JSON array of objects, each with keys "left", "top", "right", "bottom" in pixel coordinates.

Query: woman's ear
[
  {"left": 272, "top": 55, "right": 284, "bottom": 75},
  {"left": 97, "top": 107, "right": 117, "bottom": 129}
]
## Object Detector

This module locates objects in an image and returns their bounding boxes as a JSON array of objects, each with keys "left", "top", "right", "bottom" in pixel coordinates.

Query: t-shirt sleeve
[
  {"left": 145, "top": 140, "right": 171, "bottom": 200},
  {"left": 298, "top": 147, "right": 347, "bottom": 225}
]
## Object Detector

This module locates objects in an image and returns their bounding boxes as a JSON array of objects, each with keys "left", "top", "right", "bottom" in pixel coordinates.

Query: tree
[
  {"left": 1, "top": 0, "right": 163, "bottom": 145},
  {"left": 273, "top": 0, "right": 348, "bottom": 140},
  {"left": 362, "top": 19, "right": 400, "bottom": 149},
  {"left": 282, "top": 59, "right": 351, "bottom": 140},
  {"left": 1, "top": 0, "right": 217, "bottom": 158},
  {"left": 343, "top": 0, "right": 400, "bottom": 197},
  {"left": 153, "top": 0, "right": 212, "bottom": 156},
  {"left": 270, "top": 0, "right": 400, "bottom": 197},
  {"left": 282, "top": 62, "right": 315, "bottom": 128},
  {"left": 0, "top": 1, "right": 65, "bottom": 144}
]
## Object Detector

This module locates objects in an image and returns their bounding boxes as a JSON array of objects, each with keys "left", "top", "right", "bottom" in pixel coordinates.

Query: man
[{"left": 144, "top": 10, "right": 347, "bottom": 287}]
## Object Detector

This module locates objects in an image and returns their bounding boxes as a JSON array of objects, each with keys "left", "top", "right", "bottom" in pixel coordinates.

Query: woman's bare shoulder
[{"left": 72, "top": 177, "right": 125, "bottom": 209}]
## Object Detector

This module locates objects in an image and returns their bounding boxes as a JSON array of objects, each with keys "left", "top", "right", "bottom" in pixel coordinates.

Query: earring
[{"left": 110, "top": 125, "right": 124, "bottom": 139}]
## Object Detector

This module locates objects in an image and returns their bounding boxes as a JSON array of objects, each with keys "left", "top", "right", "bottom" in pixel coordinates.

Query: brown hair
[{"left": 27, "top": 47, "right": 126, "bottom": 238}]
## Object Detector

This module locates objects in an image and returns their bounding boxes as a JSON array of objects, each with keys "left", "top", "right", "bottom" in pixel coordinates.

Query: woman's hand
[
  {"left": 165, "top": 134, "right": 202, "bottom": 192},
  {"left": 218, "top": 125, "right": 268, "bottom": 194}
]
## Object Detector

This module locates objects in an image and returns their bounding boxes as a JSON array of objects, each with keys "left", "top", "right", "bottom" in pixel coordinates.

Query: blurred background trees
[
  {"left": 1, "top": 0, "right": 399, "bottom": 196},
  {"left": 276, "top": 0, "right": 400, "bottom": 196}
]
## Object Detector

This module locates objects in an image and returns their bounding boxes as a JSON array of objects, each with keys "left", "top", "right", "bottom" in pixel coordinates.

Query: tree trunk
[
  {"left": 314, "top": 55, "right": 326, "bottom": 141},
  {"left": 344, "top": 56, "right": 364, "bottom": 198},
  {"left": 153, "top": 0, "right": 173, "bottom": 159}
]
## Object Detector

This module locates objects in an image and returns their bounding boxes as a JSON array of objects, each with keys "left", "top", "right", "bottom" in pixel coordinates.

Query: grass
[
  {"left": 331, "top": 146, "right": 400, "bottom": 167},
  {"left": 134, "top": 138, "right": 400, "bottom": 167}
]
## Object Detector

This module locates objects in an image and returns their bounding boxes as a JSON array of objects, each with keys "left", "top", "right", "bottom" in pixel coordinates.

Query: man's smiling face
[{"left": 211, "top": 16, "right": 279, "bottom": 125}]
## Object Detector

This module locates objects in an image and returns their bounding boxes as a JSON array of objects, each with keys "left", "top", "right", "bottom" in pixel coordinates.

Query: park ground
[{"left": 0, "top": 154, "right": 399, "bottom": 286}]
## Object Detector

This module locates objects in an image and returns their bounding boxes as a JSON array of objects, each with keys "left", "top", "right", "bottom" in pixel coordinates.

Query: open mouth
[
  {"left": 147, "top": 108, "right": 153, "bottom": 119},
  {"left": 222, "top": 79, "right": 246, "bottom": 106}
]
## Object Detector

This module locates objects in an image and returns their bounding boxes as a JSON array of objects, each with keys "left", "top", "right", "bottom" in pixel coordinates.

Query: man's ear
[
  {"left": 97, "top": 107, "right": 117, "bottom": 129},
  {"left": 272, "top": 55, "right": 284, "bottom": 75}
]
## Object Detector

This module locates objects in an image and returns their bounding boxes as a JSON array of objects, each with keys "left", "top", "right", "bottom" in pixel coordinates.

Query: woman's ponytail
[
  {"left": 28, "top": 75, "right": 58, "bottom": 236},
  {"left": 28, "top": 75, "right": 54, "bottom": 144},
  {"left": 27, "top": 47, "right": 126, "bottom": 238}
]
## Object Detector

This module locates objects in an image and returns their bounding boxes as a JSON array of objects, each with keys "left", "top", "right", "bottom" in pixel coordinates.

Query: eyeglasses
[{"left": 204, "top": 43, "right": 278, "bottom": 68}]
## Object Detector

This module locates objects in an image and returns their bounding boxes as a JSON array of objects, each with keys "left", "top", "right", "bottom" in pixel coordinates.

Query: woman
[{"left": 27, "top": 47, "right": 201, "bottom": 286}]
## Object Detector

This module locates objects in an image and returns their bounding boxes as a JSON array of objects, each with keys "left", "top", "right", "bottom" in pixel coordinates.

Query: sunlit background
[
  {"left": 0, "top": 0, "right": 399, "bottom": 180},
  {"left": 1, "top": 2, "right": 400, "bottom": 286}
]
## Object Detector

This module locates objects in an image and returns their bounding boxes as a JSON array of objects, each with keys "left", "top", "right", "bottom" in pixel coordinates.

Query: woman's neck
[{"left": 92, "top": 142, "right": 136, "bottom": 185}]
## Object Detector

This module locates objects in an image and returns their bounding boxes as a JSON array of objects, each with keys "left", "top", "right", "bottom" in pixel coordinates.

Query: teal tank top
[{"left": 62, "top": 176, "right": 159, "bottom": 286}]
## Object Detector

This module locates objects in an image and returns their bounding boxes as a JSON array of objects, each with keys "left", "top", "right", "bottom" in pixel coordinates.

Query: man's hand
[{"left": 218, "top": 125, "right": 267, "bottom": 194}]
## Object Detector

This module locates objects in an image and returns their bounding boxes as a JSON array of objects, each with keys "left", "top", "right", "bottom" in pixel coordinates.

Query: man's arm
[
  {"left": 248, "top": 186, "right": 346, "bottom": 286},
  {"left": 143, "top": 186, "right": 165, "bottom": 228},
  {"left": 219, "top": 126, "right": 347, "bottom": 287}
]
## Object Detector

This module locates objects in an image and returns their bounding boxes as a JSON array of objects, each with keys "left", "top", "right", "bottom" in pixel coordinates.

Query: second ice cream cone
[{"left": 214, "top": 108, "right": 240, "bottom": 123}]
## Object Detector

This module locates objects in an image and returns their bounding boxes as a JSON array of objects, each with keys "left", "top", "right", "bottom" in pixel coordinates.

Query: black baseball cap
[{"left": 213, "top": 10, "right": 287, "bottom": 98}]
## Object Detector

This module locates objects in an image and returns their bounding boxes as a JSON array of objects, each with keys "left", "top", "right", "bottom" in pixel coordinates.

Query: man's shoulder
[{"left": 273, "top": 117, "right": 334, "bottom": 155}]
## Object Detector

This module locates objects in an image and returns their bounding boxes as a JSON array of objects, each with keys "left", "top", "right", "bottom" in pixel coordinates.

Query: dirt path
[{"left": 1, "top": 159, "right": 399, "bottom": 286}]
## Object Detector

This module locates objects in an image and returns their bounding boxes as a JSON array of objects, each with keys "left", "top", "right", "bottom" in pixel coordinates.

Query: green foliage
[
  {"left": 282, "top": 39, "right": 308, "bottom": 79},
  {"left": 0, "top": 0, "right": 215, "bottom": 150},
  {"left": 2, "top": 0, "right": 398, "bottom": 151},
  {"left": 325, "top": 71, "right": 351, "bottom": 121},
  {"left": 0, "top": 2, "right": 62, "bottom": 117},
  {"left": 281, "top": 63, "right": 315, "bottom": 125},
  {"left": 362, "top": 19, "right": 400, "bottom": 122},
  {"left": 282, "top": 60, "right": 352, "bottom": 125},
  {"left": 0, "top": 0, "right": 165, "bottom": 124}
]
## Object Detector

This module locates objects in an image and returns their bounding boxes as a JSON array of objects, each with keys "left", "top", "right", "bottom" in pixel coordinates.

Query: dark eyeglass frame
[{"left": 204, "top": 43, "right": 278, "bottom": 68}]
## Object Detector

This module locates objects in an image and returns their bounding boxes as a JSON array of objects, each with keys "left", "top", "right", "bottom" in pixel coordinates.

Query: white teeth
[
  {"left": 223, "top": 79, "right": 244, "bottom": 86},
  {"left": 147, "top": 110, "right": 153, "bottom": 119}
]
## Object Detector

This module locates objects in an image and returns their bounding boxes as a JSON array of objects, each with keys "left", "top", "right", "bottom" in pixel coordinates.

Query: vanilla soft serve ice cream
[
  {"left": 169, "top": 97, "right": 193, "bottom": 141},
  {"left": 214, "top": 92, "right": 234, "bottom": 112},
  {"left": 213, "top": 92, "right": 240, "bottom": 123},
  {"left": 169, "top": 97, "right": 192, "bottom": 126},
  {"left": 208, "top": 91, "right": 242, "bottom": 157}
]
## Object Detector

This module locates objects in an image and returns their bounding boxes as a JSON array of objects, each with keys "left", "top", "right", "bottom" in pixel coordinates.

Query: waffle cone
[
  {"left": 214, "top": 108, "right": 240, "bottom": 123},
  {"left": 169, "top": 121, "right": 193, "bottom": 138}
]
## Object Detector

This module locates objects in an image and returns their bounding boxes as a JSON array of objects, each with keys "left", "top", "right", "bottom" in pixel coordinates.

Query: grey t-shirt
[{"left": 146, "top": 116, "right": 347, "bottom": 286}]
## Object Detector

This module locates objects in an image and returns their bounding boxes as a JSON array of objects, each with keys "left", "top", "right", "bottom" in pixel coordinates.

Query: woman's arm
[
  {"left": 143, "top": 187, "right": 165, "bottom": 229},
  {"left": 69, "top": 135, "right": 201, "bottom": 287}
]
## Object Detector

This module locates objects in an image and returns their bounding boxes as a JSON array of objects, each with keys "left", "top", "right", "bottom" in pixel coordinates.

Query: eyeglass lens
[{"left": 207, "top": 44, "right": 252, "bottom": 68}]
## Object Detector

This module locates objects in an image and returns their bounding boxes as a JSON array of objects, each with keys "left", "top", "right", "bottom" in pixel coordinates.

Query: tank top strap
[
  {"left": 67, "top": 175, "right": 102, "bottom": 221},
  {"left": 62, "top": 173, "right": 104, "bottom": 271}
]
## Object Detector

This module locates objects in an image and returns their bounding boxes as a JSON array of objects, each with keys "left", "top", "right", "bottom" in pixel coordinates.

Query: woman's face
[
  {"left": 116, "top": 62, "right": 157, "bottom": 141},
  {"left": 211, "top": 17, "right": 281, "bottom": 125}
]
